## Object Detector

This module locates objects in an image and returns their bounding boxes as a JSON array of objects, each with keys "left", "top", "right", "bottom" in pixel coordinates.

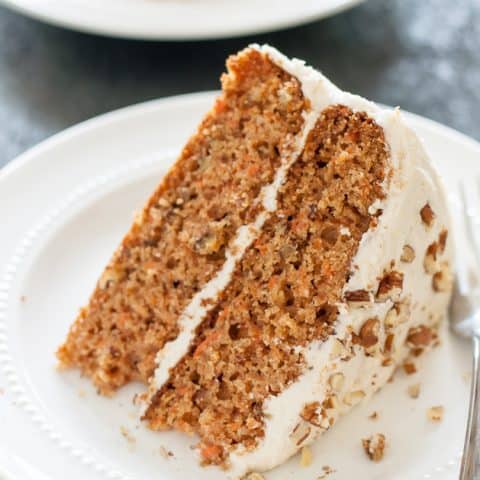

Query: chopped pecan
[
  {"left": 432, "top": 264, "right": 451, "bottom": 292},
  {"left": 400, "top": 244, "right": 415, "bottom": 263},
  {"left": 376, "top": 271, "right": 403, "bottom": 301},
  {"left": 438, "top": 229, "right": 448, "bottom": 253},
  {"left": 345, "top": 289, "right": 371, "bottom": 306},
  {"left": 384, "top": 333, "right": 394, "bottom": 353},
  {"left": 420, "top": 203, "right": 435, "bottom": 226},
  {"left": 407, "top": 325, "right": 433, "bottom": 347},
  {"left": 358, "top": 318, "right": 380, "bottom": 349},
  {"left": 362, "top": 433, "right": 386, "bottom": 462},
  {"left": 424, "top": 242, "right": 438, "bottom": 274}
]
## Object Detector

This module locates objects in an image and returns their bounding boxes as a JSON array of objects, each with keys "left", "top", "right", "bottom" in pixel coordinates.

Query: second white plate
[
  {"left": 0, "top": 92, "right": 474, "bottom": 480},
  {"left": 0, "top": 0, "right": 363, "bottom": 40}
]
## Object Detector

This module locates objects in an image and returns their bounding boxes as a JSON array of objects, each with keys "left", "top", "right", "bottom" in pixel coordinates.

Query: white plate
[
  {"left": 0, "top": 92, "right": 474, "bottom": 480},
  {"left": 0, "top": 0, "right": 363, "bottom": 40}
]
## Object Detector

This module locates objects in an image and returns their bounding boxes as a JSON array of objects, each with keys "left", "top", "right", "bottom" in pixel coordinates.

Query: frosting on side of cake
[{"left": 227, "top": 47, "right": 453, "bottom": 478}]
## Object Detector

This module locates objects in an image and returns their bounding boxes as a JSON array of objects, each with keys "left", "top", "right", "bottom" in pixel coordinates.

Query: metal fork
[{"left": 449, "top": 178, "right": 480, "bottom": 480}]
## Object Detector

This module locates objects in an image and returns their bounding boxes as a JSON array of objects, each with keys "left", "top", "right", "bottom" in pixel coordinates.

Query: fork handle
[{"left": 459, "top": 335, "right": 480, "bottom": 480}]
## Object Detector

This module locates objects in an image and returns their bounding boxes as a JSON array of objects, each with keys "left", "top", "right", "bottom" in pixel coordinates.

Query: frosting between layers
[{"left": 227, "top": 45, "right": 453, "bottom": 478}]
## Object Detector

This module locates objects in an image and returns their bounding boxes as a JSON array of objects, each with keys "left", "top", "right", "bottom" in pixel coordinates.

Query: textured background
[{"left": 0, "top": 0, "right": 479, "bottom": 167}]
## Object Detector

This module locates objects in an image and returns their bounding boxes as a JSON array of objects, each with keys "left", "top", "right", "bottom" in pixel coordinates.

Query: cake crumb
[
  {"left": 407, "top": 383, "right": 421, "bottom": 399},
  {"left": 318, "top": 465, "right": 336, "bottom": 478},
  {"left": 20, "top": 295, "right": 26, "bottom": 302},
  {"left": 246, "top": 473, "right": 265, "bottom": 480},
  {"left": 300, "top": 446, "right": 313, "bottom": 467},
  {"left": 159, "top": 446, "right": 174, "bottom": 459},
  {"left": 77, "top": 388, "right": 86, "bottom": 398},
  {"left": 120, "top": 426, "right": 135, "bottom": 444},
  {"left": 368, "top": 411, "right": 378, "bottom": 420},
  {"left": 403, "top": 361, "right": 417, "bottom": 375},
  {"left": 362, "top": 433, "right": 386, "bottom": 462},
  {"left": 427, "top": 406, "right": 444, "bottom": 422}
]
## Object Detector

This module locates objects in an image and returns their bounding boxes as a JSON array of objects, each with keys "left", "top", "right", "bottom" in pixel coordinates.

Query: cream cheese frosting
[{"left": 145, "top": 44, "right": 453, "bottom": 478}]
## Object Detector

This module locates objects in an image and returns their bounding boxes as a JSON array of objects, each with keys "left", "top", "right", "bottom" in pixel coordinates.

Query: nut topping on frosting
[
  {"left": 407, "top": 325, "right": 433, "bottom": 347},
  {"left": 424, "top": 242, "right": 438, "bottom": 274},
  {"left": 376, "top": 271, "right": 403, "bottom": 301},
  {"left": 432, "top": 264, "right": 451, "bottom": 292},
  {"left": 400, "top": 244, "right": 416, "bottom": 263},
  {"left": 354, "top": 318, "right": 380, "bottom": 350},
  {"left": 344, "top": 289, "right": 371, "bottom": 306},
  {"left": 420, "top": 203, "right": 435, "bottom": 226}
]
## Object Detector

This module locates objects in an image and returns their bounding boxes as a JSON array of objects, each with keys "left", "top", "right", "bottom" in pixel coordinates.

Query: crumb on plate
[
  {"left": 407, "top": 383, "right": 421, "bottom": 399},
  {"left": 427, "top": 405, "right": 444, "bottom": 422},
  {"left": 300, "top": 445, "right": 313, "bottom": 467},
  {"left": 120, "top": 426, "right": 135, "bottom": 444},
  {"left": 403, "top": 361, "right": 417, "bottom": 375},
  {"left": 362, "top": 433, "right": 386, "bottom": 462}
]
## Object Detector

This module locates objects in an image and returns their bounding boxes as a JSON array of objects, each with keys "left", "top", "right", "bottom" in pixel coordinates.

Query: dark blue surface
[{"left": 1, "top": 0, "right": 479, "bottom": 167}]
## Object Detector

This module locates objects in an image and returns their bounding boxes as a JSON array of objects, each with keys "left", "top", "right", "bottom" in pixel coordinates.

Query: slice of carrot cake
[{"left": 58, "top": 45, "right": 453, "bottom": 478}]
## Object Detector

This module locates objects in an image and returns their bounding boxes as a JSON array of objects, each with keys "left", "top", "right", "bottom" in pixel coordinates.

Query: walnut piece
[
  {"left": 420, "top": 203, "right": 435, "bottom": 226},
  {"left": 362, "top": 433, "right": 386, "bottom": 462}
]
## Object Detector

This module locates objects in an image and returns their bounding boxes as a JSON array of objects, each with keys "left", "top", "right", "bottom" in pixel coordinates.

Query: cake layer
[
  {"left": 57, "top": 48, "right": 308, "bottom": 394},
  {"left": 143, "top": 104, "right": 390, "bottom": 464},
  {"left": 142, "top": 45, "right": 454, "bottom": 478}
]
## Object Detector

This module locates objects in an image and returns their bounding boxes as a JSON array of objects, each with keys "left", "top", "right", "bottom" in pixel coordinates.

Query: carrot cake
[{"left": 57, "top": 44, "right": 454, "bottom": 478}]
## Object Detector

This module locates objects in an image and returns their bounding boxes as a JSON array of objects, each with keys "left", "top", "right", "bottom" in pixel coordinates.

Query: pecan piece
[
  {"left": 376, "top": 271, "right": 403, "bottom": 301},
  {"left": 420, "top": 203, "right": 435, "bottom": 226}
]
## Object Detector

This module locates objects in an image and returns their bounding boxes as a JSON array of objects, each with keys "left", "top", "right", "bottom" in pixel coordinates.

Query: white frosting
[{"left": 144, "top": 44, "right": 453, "bottom": 478}]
